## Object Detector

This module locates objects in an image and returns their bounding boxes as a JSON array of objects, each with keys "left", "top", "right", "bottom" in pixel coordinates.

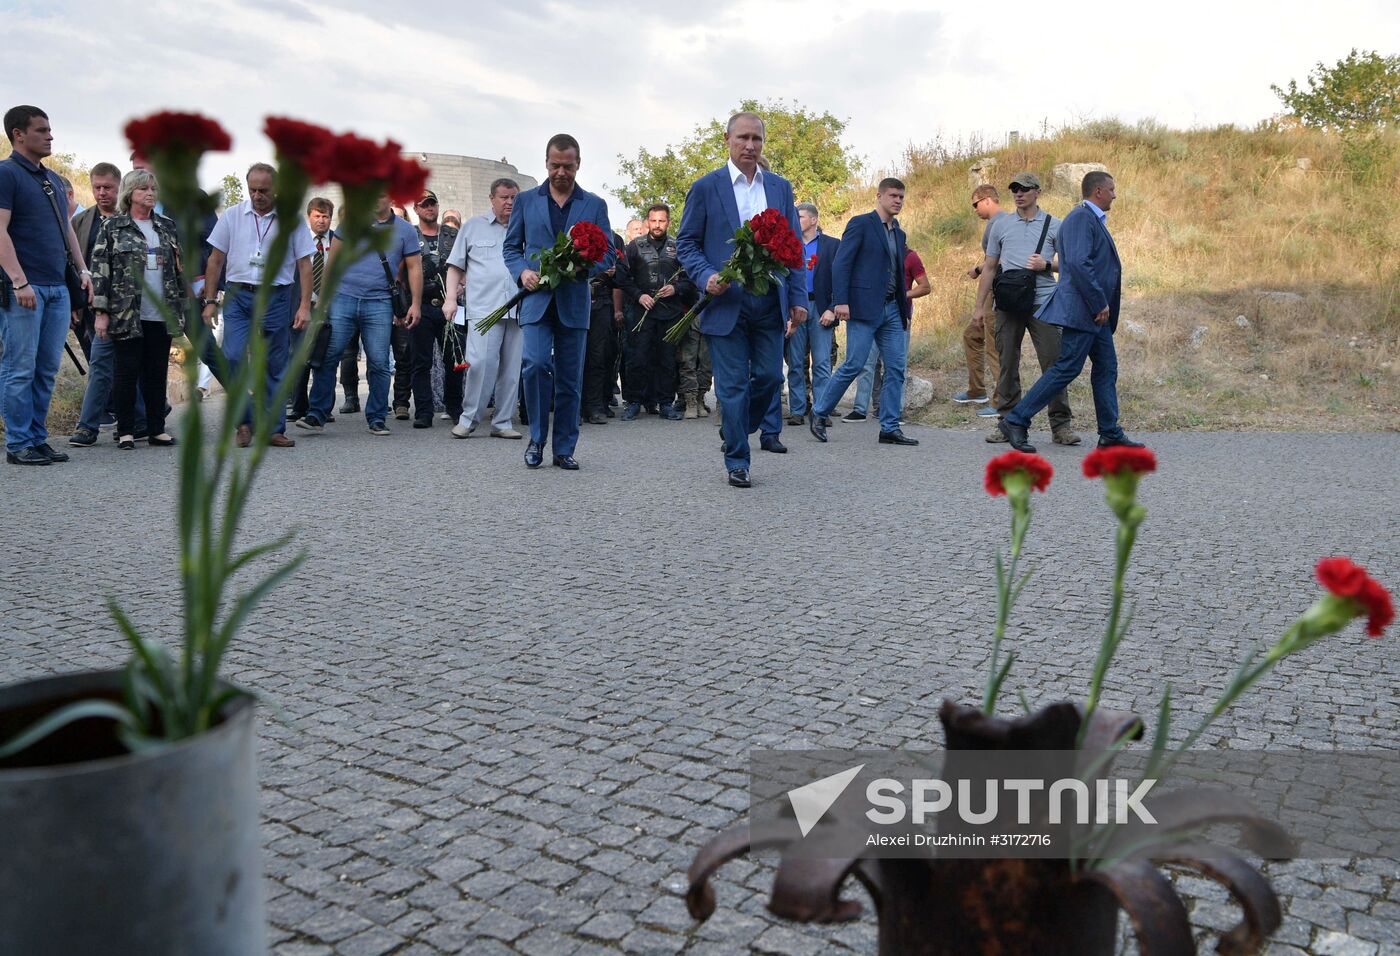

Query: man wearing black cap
[
  {"left": 408, "top": 189, "right": 461, "bottom": 428},
  {"left": 974, "top": 171, "right": 1079, "bottom": 447}
]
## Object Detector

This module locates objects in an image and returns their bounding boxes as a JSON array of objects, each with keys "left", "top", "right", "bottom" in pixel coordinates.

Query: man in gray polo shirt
[
  {"left": 974, "top": 171, "right": 1078, "bottom": 446},
  {"left": 444, "top": 177, "right": 523, "bottom": 439}
]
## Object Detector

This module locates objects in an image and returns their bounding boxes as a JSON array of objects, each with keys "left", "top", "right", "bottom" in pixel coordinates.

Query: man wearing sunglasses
[
  {"left": 957, "top": 184, "right": 1008, "bottom": 416},
  {"left": 975, "top": 172, "right": 1079, "bottom": 448}
]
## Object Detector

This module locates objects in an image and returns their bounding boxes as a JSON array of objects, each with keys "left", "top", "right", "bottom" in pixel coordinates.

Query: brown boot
[
  {"left": 268, "top": 433, "right": 296, "bottom": 448},
  {"left": 235, "top": 424, "right": 252, "bottom": 448}
]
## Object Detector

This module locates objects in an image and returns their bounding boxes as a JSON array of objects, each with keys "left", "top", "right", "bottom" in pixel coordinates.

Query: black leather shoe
[
  {"left": 586, "top": 410, "right": 607, "bottom": 424},
  {"left": 35, "top": 442, "right": 70, "bottom": 462},
  {"left": 807, "top": 411, "right": 828, "bottom": 443},
  {"left": 878, "top": 430, "right": 919, "bottom": 446},
  {"left": 6, "top": 446, "right": 51, "bottom": 466},
  {"left": 553, "top": 455, "right": 579, "bottom": 470},
  {"left": 998, "top": 419, "right": 1037, "bottom": 453},
  {"left": 1097, "top": 435, "right": 1146, "bottom": 448},
  {"left": 760, "top": 437, "right": 787, "bottom": 454},
  {"left": 728, "top": 468, "right": 751, "bottom": 488},
  {"left": 524, "top": 441, "right": 543, "bottom": 468},
  {"left": 413, "top": 417, "right": 433, "bottom": 429}
]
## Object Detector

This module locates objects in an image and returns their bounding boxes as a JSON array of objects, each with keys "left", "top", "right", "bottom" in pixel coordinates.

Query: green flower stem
[
  {"left": 982, "top": 476, "right": 1033, "bottom": 714},
  {"left": 1078, "top": 472, "right": 1146, "bottom": 747},
  {"left": 1162, "top": 594, "right": 1359, "bottom": 766}
]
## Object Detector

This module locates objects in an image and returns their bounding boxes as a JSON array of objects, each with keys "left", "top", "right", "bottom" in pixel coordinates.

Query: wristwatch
[{"left": 201, "top": 298, "right": 218, "bottom": 308}]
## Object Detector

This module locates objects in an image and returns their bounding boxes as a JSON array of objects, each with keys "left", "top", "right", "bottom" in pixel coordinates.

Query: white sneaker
[
  {"left": 490, "top": 427, "right": 522, "bottom": 439},
  {"left": 451, "top": 422, "right": 474, "bottom": 439}
]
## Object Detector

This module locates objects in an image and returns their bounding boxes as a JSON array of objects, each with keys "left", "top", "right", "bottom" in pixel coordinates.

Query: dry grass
[{"left": 847, "top": 121, "right": 1400, "bottom": 431}]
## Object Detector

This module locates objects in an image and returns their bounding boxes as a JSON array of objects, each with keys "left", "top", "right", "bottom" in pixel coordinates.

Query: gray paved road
[{"left": 3, "top": 410, "right": 1397, "bottom": 955}]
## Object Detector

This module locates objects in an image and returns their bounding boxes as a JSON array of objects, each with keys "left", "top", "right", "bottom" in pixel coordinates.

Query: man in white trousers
[{"left": 444, "top": 178, "right": 524, "bottom": 439}]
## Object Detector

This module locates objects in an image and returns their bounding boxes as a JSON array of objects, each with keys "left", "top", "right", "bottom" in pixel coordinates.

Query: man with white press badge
[{"left": 201, "top": 162, "right": 315, "bottom": 448}]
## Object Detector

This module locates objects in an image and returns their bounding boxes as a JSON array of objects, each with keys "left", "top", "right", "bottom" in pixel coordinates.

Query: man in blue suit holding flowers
[
  {"left": 676, "top": 112, "right": 807, "bottom": 488},
  {"left": 503, "top": 133, "right": 612, "bottom": 470}
]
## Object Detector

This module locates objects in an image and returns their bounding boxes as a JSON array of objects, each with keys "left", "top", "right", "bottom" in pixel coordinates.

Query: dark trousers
[
  {"left": 622, "top": 311, "right": 680, "bottom": 406},
  {"left": 339, "top": 330, "right": 360, "bottom": 404},
  {"left": 409, "top": 306, "right": 463, "bottom": 423},
  {"left": 583, "top": 297, "right": 617, "bottom": 413},
  {"left": 391, "top": 323, "right": 412, "bottom": 410},
  {"left": 1007, "top": 322, "right": 1121, "bottom": 439},
  {"left": 994, "top": 308, "right": 1072, "bottom": 429},
  {"left": 113, "top": 322, "right": 171, "bottom": 438}
]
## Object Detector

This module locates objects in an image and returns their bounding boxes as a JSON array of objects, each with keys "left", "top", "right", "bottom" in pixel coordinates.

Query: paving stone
[{"left": 6, "top": 423, "right": 1395, "bottom": 953}]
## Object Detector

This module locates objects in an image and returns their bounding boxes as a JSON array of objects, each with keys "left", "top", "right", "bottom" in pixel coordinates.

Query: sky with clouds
[{"left": 7, "top": 0, "right": 1396, "bottom": 220}]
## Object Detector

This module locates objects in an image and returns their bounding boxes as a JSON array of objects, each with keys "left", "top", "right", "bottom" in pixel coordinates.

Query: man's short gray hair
[
  {"left": 726, "top": 111, "right": 766, "bottom": 135},
  {"left": 118, "top": 169, "right": 157, "bottom": 214},
  {"left": 246, "top": 162, "right": 276, "bottom": 181},
  {"left": 796, "top": 202, "right": 818, "bottom": 218},
  {"left": 489, "top": 177, "right": 518, "bottom": 197}
]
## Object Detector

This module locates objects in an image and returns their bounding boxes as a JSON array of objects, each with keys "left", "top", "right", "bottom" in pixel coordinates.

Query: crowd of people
[{"left": 0, "top": 103, "right": 1142, "bottom": 481}]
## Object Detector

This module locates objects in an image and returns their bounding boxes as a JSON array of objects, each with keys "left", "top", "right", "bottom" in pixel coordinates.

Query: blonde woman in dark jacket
[{"left": 90, "top": 170, "right": 184, "bottom": 449}]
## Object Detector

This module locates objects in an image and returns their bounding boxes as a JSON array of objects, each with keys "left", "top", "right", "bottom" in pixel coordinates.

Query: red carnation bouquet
[
  {"left": 662, "top": 207, "right": 804, "bottom": 344},
  {"left": 475, "top": 220, "right": 611, "bottom": 334}
]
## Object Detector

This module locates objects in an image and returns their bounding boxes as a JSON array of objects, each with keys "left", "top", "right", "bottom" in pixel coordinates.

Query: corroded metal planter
[
  {"left": 687, "top": 701, "right": 1287, "bottom": 956},
  {"left": 0, "top": 669, "right": 264, "bottom": 956}
]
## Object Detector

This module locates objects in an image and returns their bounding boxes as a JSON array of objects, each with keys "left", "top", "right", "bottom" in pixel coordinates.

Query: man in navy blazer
[
  {"left": 676, "top": 112, "right": 807, "bottom": 488},
  {"left": 785, "top": 202, "right": 840, "bottom": 427},
  {"left": 808, "top": 179, "right": 919, "bottom": 446},
  {"left": 999, "top": 171, "right": 1144, "bottom": 453},
  {"left": 503, "top": 133, "right": 612, "bottom": 470}
]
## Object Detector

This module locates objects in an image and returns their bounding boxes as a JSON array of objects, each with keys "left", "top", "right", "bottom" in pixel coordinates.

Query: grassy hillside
[{"left": 877, "top": 121, "right": 1399, "bottom": 431}]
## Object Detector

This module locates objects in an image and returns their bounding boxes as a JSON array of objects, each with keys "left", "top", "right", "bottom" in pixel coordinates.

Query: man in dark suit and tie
[
  {"left": 676, "top": 112, "right": 807, "bottom": 488},
  {"left": 998, "top": 171, "right": 1143, "bottom": 453},
  {"left": 503, "top": 133, "right": 612, "bottom": 470},
  {"left": 807, "top": 178, "right": 919, "bottom": 446}
]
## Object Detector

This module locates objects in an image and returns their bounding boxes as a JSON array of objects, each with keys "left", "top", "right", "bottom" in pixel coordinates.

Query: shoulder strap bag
[{"left": 991, "top": 214, "right": 1052, "bottom": 316}]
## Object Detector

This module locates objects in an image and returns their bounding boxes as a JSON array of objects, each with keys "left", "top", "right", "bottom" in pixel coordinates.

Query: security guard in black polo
[{"left": 408, "top": 190, "right": 461, "bottom": 427}]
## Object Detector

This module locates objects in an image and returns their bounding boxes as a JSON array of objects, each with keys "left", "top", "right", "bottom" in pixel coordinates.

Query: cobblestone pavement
[{"left": 3, "top": 407, "right": 1397, "bottom": 955}]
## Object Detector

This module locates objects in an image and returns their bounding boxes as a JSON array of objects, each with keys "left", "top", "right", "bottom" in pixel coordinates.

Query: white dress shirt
[
  {"left": 206, "top": 200, "right": 314, "bottom": 286},
  {"left": 728, "top": 159, "right": 766, "bottom": 222}
]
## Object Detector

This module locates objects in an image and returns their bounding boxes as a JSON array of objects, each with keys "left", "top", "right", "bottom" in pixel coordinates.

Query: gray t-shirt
[
  {"left": 134, "top": 218, "right": 164, "bottom": 324},
  {"left": 980, "top": 211, "right": 1012, "bottom": 252},
  {"left": 985, "top": 209, "right": 1059, "bottom": 308}
]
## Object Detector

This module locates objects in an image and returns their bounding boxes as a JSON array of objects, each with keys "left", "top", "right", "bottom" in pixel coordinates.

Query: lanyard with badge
[{"left": 248, "top": 213, "right": 274, "bottom": 281}]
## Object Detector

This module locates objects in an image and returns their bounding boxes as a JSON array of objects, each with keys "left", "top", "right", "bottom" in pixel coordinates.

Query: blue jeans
[
  {"left": 706, "top": 290, "right": 784, "bottom": 472},
  {"left": 784, "top": 311, "right": 834, "bottom": 417},
  {"left": 309, "top": 294, "right": 392, "bottom": 425},
  {"left": 220, "top": 285, "right": 292, "bottom": 433},
  {"left": 78, "top": 332, "right": 145, "bottom": 434},
  {"left": 1006, "top": 322, "right": 1122, "bottom": 440},
  {"left": 0, "top": 284, "right": 70, "bottom": 453},
  {"left": 816, "top": 300, "right": 908, "bottom": 433},
  {"left": 852, "top": 325, "right": 911, "bottom": 417}
]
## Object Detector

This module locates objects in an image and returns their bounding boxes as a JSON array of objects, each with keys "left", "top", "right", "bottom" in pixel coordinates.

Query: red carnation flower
[
  {"left": 264, "top": 117, "right": 334, "bottom": 182},
  {"left": 1082, "top": 445, "right": 1157, "bottom": 479},
  {"left": 806, "top": 254, "right": 818, "bottom": 270},
  {"left": 125, "top": 111, "right": 232, "bottom": 161},
  {"left": 985, "top": 450, "right": 1054, "bottom": 496},
  {"left": 317, "top": 132, "right": 396, "bottom": 188},
  {"left": 386, "top": 156, "right": 430, "bottom": 205},
  {"left": 1316, "top": 557, "right": 1394, "bottom": 637}
]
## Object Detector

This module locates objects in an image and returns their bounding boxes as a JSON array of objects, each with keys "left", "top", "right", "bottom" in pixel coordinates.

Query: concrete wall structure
[{"left": 304, "top": 152, "right": 538, "bottom": 224}]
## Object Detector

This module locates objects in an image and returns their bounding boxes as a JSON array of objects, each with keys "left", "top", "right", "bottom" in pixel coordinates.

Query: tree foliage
[
  {"left": 220, "top": 173, "right": 244, "bottom": 208},
  {"left": 1271, "top": 49, "right": 1400, "bottom": 131},
  {"left": 611, "top": 99, "right": 863, "bottom": 223}
]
